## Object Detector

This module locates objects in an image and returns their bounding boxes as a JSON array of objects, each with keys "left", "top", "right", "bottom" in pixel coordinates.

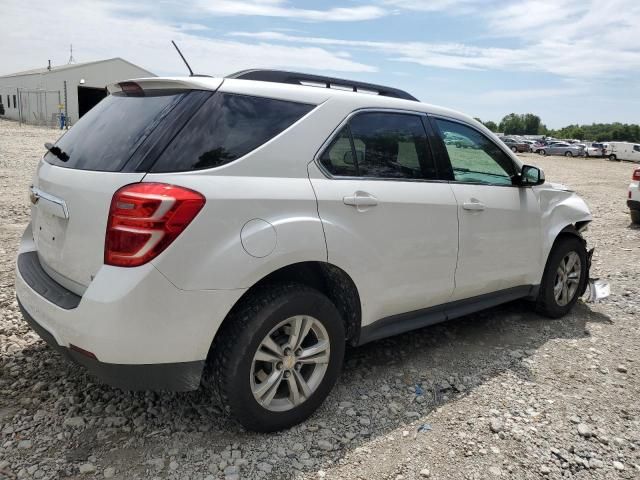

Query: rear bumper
[
  {"left": 15, "top": 223, "right": 246, "bottom": 391},
  {"left": 18, "top": 300, "right": 203, "bottom": 391}
]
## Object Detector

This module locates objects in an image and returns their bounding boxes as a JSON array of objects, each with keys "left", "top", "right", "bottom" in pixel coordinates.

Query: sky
[{"left": 2, "top": 0, "right": 639, "bottom": 128}]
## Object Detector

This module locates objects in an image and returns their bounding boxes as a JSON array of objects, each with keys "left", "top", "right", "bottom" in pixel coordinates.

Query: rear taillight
[
  {"left": 105, "top": 183, "right": 205, "bottom": 267},
  {"left": 633, "top": 169, "right": 640, "bottom": 181}
]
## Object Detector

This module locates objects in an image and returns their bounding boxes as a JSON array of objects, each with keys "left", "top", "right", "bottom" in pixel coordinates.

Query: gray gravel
[{"left": 1, "top": 118, "right": 639, "bottom": 479}]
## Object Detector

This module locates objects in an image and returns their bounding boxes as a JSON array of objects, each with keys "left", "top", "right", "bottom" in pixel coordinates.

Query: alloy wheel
[
  {"left": 250, "top": 316, "right": 330, "bottom": 412},
  {"left": 553, "top": 251, "right": 582, "bottom": 306}
]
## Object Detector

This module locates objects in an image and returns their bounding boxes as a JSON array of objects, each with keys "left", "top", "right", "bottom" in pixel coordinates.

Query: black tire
[
  {"left": 208, "top": 283, "right": 345, "bottom": 432},
  {"left": 535, "top": 236, "right": 588, "bottom": 318},
  {"left": 539, "top": 149, "right": 546, "bottom": 156},
  {"left": 631, "top": 210, "right": 640, "bottom": 224},
  {"left": 565, "top": 151, "right": 573, "bottom": 157},
  {"left": 511, "top": 146, "right": 517, "bottom": 153},
  {"left": 609, "top": 154, "right": 617, "bottom": 161}
]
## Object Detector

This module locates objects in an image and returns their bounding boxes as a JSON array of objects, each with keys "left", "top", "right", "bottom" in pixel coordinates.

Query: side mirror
[{"left": 520, "top": 165, "right": 545, "bottom": 186}]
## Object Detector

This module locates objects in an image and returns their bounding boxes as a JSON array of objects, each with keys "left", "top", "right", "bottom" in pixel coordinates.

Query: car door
[
  {"left": 308, "top": 110, "right": 459, "bottom": 327},
  {"left": 429, "top": 116, "right": 543, "bottom": 301}
]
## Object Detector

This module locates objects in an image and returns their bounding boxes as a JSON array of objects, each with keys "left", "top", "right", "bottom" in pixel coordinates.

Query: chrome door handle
[
  {"left": 462, "top": 201, "right": 485, "bottom": 211},
  {"left": 343, "top": 192, "right": 378, "bottom": 209}
]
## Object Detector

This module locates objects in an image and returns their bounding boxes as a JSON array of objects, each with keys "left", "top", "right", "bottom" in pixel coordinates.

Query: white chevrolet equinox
[{"left": 16, "top": 70, "right": 594, "bottom": 432}]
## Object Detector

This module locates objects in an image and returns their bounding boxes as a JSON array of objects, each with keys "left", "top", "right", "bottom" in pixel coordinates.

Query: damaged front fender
[{"left": 536, "top": 182, "right": 593, "bottom": 264}]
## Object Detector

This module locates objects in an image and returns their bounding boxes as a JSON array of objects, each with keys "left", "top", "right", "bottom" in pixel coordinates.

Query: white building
[{"left": 0, "top": 58, "right": 154, "bottom": 127}]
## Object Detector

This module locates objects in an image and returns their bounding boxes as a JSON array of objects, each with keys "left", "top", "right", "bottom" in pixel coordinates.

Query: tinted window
[
  {"left": 45, "top": 91, "right": 186, "bottom": 171},
  {"left": 321, "top": 112, "right": 435, "bottom": 180},
  {"left": 634, "top": 145, "right": 640, "bottom": 152},
  {"left": 435, "top": 118, "right": 516, "bottom": 186},
  {"left": 13, "top": 95, "right": 16, "bottom": 108},
  {"left": 319, "top": 127, "right": 358, "bottom": 176},
  {"left": 152, "top": 93, "right": 314, "bottom": 172}
]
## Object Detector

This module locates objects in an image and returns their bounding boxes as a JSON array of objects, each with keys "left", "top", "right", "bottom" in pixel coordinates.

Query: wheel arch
[{"left": 210, "top": 261, "right": 362, "bottom": 355}]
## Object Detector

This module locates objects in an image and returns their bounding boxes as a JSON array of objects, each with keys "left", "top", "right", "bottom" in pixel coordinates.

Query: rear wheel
[
  {"left": 631, "top": 210, "right": 640, "bottom": 224},
  {"left": 609, "top": 154, "right": 618, "bottom": 161},
  {"left": 511, "top": 146, "right": 518, "bottom": 153},
  {"left": 535, "top": 236, "right": 587, "bottom": 318},
  {"left": 208, "top": 283, "right": 345, "bottom": 432},
  {"left": 565, "top": 151, "right": 573, "bottom": 157}
]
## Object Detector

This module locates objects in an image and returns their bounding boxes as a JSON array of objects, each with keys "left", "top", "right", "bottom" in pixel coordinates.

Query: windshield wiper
[{"left": 44, "top": 142, "right": 70, "bottom": 162}]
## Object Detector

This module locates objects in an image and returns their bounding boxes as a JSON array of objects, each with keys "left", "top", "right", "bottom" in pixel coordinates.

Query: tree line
[{"left": 474, "top": 113, "right": 640, "bottom": 142}]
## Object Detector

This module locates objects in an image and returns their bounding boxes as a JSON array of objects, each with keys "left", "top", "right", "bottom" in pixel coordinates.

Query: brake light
[
  {"left": 633, "top": 169, "right": 640, "bottom": 181},
  {"left": 105, "top": 183, "right": 205, "bottom": 267},
  {"left": 118, "top": 81, "right": 145, "bottom": 96}
]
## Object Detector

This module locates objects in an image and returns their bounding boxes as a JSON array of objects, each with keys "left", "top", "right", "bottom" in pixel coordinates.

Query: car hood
[{"left": 544, "top": 181, "right": 574, "bottom": 192}]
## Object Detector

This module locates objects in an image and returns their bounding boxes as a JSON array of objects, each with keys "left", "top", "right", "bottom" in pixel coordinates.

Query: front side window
[
  {"left": 152, "top": 93, "right": 314, "bottom": 172},
  {"left": 435, "top": 118, "right": 516, "bottom": 186},
  {"left": 320, "top": 112, "right": 436, "bottom": 180},
  {"left": 634, "top": 145, "right": 640, "bottom": 152}
]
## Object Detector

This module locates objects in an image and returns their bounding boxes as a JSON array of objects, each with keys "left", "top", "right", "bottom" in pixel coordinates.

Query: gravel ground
[{"left": 0, "top": 118, "right": 638, "bottom": 480}]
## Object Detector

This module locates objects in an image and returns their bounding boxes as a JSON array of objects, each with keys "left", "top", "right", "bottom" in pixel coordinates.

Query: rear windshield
[
  {"left": 45, "top": 91, "right": 186, "bottom": 171},
  {"left": 150, "top": 92, "right": 314, "bottom": 172}
]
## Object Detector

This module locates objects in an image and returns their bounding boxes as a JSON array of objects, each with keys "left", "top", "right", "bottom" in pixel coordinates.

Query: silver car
[{"left": 537, "top": 142, "right": 584, "bottom": 157}]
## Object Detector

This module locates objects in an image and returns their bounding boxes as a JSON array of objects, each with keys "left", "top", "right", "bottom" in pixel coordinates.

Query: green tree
[
  {"left": 522, "top": 114, "right": 542, "bottom": 135},
  {"left": 499, "top": 113, "right": 524, "bottom": 134},
  {"left": 484, "top": 120, "right": 498, "bottom": 132}
]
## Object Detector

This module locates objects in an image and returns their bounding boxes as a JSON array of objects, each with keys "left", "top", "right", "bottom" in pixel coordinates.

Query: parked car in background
[
  {"left": 521, "top": 139, "right": 536, "bottom": 150},
  {"left": 500, "top": 137, "right": 530, "bottom": 153},
  {"left": 628, "top": 167, "right": 640, "bottom": 223},
  {"left": 585, "top": 142, "right": 607, "bottom": 157},
  {"left": 607, "top": 142, "right": 640, "bottom": 162},
  {"left": 537, "top": 142, "right": 584, "bottom": 157},
  {"left": 15, "top": 69, "right": 597, "bottom": 432}
]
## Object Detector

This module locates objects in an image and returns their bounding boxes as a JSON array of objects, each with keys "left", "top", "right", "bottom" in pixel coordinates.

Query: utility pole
[{"left": 63, "top": 81, "right": 69, "bottom": 129}]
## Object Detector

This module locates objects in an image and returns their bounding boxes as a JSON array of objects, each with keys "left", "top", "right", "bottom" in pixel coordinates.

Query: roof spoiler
[{"left": 227, "top": 69, "right": 419, "bottom": 102}]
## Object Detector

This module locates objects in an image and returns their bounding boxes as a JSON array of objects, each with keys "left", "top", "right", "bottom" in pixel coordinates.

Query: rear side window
[
  {"left": 45, "top": 91, "right": 186, "bottom": 171},
  {"left": 151, "top": 93, "right": 314, "bottom": 172},
  {"left": 320, "top": 112, "right": 436, "bottom": 180}
]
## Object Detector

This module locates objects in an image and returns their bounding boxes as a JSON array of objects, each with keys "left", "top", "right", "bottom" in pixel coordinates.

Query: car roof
[{"left": 108, "top": 75, "right": 483, "bottom": 129}]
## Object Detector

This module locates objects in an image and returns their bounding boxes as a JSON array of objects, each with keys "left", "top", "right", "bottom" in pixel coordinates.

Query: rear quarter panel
[{"left": 143, "top": 100, "right": 351, "bottom": 290}]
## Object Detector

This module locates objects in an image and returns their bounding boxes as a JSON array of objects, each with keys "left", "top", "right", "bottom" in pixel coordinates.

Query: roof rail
[{"left": 226, "top": 69, "right": 419, "bottom": 102}]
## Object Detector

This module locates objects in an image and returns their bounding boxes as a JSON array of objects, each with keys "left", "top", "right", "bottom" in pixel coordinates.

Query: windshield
[{"left": 45, "top": 91, "right": 186, "bottom": 171}]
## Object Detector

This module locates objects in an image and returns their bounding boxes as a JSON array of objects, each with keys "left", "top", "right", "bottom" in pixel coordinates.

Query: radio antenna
[{"left": 171, "top": 40, "right": 194, "bottom": 76}]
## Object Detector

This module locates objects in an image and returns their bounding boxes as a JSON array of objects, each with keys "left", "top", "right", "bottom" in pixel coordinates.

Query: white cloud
[
  {"left": 0, "top": 0, "right": 376, "bottom": 77},
  {"left": 194, "top": 0, "right": 386, "bottom": 21},
  {"left": 383, "top": 0, "right": 487, "bottom": 13},
  {"left": 231, "top": 5, "right": 640, "bottom": 80}
]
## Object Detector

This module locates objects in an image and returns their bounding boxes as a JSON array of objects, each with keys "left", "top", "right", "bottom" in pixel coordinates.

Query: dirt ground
[{"left": 0, "top": 118, "right": 638, "bottom": 480}]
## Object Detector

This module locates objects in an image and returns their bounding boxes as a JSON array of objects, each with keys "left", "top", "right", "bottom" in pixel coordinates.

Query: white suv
[{"left": 16, "top": 70, "right": 595, "bottom": 432}]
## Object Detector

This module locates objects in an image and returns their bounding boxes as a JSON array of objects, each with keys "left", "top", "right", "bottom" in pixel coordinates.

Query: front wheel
[
  {"left": 609, "top": 154, "right": 617, "bottom": 161},
  {"left": 565, "top": 151, "right": 573, "bottom": 157},
  {"left": 208, "top": 283, "right": 345, "bottom": 432},
  {"left": 538, "top": 149, "right": 546, "bottom": 156},
  {"left": 535, "top": 236, "right": 587, "bottom": 318},
  {"left": 511, "top": 146, "right": 518, "bottom": 153}
]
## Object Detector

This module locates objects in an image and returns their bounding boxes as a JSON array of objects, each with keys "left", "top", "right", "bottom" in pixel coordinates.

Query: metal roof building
[{"left": 0, "top": 58, "right": 154, "bottom": 127}]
